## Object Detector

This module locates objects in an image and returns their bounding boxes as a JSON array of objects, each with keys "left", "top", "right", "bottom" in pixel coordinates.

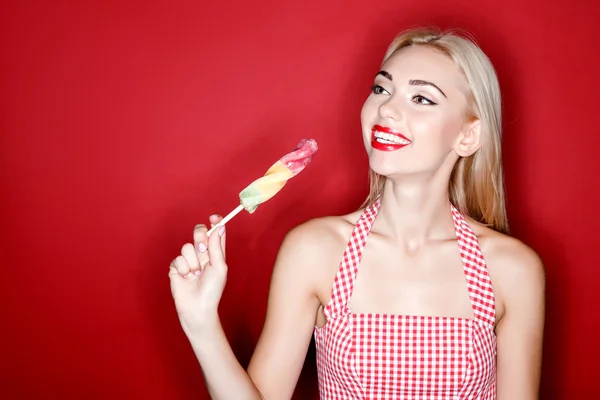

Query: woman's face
[{"left": 361, "top": 45, "right": 476, "bottom": 179}]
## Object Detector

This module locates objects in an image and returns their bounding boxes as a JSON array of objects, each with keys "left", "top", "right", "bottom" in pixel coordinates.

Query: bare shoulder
[
  {"left": 279, "top": 210, "right": 362, "bottom": 258},
  {"left": 467, "top": 220, "right": 546, "bottom": 320},
  {"left": 470, "top": 221, "right": 544, "bottom": 275},
  {"left": 273, "top": 210, "right": 362, "bottom": 297}
]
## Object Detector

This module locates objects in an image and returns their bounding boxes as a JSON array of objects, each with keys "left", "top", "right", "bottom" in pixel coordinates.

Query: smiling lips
[{"left": 371, "top": 124, "right": 411, "bottom": 151}]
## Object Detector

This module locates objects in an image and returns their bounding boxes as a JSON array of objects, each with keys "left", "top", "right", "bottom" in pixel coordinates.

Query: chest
[{"left": 349, "top": 240, "right": 474, "bottom": 319}]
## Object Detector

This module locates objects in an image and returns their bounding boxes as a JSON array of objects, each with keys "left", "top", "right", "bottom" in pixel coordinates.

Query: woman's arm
[
  {"left": 171, "top": 217, "right": 330, "bottom": 399},
  {"left": 246, "top": 222, "right": 330, "bottom": 398},
  {"left": 492, "top": 238, "right": 545, "bottom": 400},
  {"left": 186, "top": 314, "right": 264, "bottom": 399}
]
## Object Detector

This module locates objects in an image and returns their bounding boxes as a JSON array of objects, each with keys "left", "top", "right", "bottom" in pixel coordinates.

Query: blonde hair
[{"left": 364, "top": 27, "right": 509, "bottom": 233}]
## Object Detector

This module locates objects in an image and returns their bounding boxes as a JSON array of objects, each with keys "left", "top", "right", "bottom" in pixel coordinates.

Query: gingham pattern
[{"left": 314, "top": 199, "right": 497, "bottom": 399}]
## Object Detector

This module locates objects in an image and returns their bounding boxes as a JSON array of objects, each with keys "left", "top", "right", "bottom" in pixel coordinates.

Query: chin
[
  {"left": 369, "top": 153, "right": 441, "bottom": 182},
  {"left": 368, "top": 154, "right": 413, "bottom": 177}
]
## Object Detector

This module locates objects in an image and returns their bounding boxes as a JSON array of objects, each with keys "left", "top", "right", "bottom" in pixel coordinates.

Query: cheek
[
  {"left": 410, "top": 114, "right": 461, "bottom": 150},
  {"left": 360, "top": 98, "right": 377, "bottom": 145}
]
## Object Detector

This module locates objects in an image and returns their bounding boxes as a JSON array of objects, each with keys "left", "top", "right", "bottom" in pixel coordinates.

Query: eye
[
  {"left": 370, "top": 84, "right": 390, "bottom": 95},
  {"left": 412, "top": 95, "right": 437, "bottom": 106}
]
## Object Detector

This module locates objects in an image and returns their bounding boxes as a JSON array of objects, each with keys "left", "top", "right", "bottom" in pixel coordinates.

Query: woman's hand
[{"left": 169, "top": 215, "right": 228, "bottom": 336}]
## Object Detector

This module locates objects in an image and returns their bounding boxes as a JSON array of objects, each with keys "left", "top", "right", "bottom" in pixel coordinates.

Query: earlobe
[{"left": 455, "top": 120, "right": 482, "bottom": 157}]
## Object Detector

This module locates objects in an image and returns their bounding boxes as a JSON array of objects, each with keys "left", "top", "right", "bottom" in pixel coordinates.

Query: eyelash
[
  {"left": 413, "top": 95, "right": 436, "bottom": 106},
  {"left": 370, "top": 84, "right": 437, "bottom": 106},
  {"left": 370, "top": 84, "right": 388, "bottom": 95}
]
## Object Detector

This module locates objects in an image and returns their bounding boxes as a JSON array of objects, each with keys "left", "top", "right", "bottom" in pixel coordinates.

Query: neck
[{"left": 375, "top": 174, "right": 455, "bottom": 248}]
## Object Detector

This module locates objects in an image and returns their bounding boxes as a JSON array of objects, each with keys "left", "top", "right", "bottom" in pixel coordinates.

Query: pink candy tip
[
  {"left": 280, "top": 138, "right": 318, "bottom": 176},
  {"left": 296, "top": 138, "right": 318, "bottom": 152}
]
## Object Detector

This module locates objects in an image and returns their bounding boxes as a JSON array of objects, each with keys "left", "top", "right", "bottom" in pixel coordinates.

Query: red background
[{"left": 2, "top": 1, "right": 599, "bottom": 399}]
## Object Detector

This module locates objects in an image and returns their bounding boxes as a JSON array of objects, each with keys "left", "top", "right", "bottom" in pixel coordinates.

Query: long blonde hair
[{"left": 363, "top": 27, "right": 509, "bottom": 233}]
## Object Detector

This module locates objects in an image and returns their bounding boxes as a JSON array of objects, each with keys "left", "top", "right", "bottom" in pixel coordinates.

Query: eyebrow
[
  {"left": 376, "top": 70, "right": 393, "bottom": 81},
  {"left": 375, "top": 70, "right": 448, "bottom": 98}
]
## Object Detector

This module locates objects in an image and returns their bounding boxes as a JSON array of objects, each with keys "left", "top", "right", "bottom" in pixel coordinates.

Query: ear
[{"left": 454, "top": 120, "right": 482, "bottom": 157}]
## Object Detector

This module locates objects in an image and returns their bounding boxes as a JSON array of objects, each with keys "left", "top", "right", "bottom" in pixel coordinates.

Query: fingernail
[
  {"left": 219, "top": 226, "right": 225, "bottom": 236},
  {"left": 198, "top": 242, "right": 207, "bottom": 252},
  {"left": 194, "top": 270, "right": 200, "bottom": 276}
]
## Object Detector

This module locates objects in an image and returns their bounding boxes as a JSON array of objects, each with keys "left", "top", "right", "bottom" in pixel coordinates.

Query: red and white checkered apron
[{"left": 314, "top": 199, "right": 497, "bottom": 399}]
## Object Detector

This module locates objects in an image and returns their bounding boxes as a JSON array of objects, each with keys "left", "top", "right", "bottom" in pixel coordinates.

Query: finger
[
  {"left": 181, "top": 243, "right": 199, "bottom": 274},
  {"left": 171, "top": 255, "right": 191, "bottom": 277},
  {"left": 193, "top": 224, "right": 208, "bottom": 250},
  {"left": 209, "top": 214, "right": 222, "bottom": 226},
  {"left": 209, "top": 214, "right": 226, "bottom": 258},
  {"left": 193, "top": 224, "right": 209, "bottom": 267},
  {"left": 207, "top": 224, "right": 227, "bottom": 269}
]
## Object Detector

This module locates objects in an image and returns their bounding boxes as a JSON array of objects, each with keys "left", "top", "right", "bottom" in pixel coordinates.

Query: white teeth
[{"left": 374, "top": 131, "right": 410, "bottom": 145}]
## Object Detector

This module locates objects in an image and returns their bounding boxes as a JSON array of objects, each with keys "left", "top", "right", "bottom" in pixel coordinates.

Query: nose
[{"left": 379, "top": 95, "right": 402, "bottom": 121}]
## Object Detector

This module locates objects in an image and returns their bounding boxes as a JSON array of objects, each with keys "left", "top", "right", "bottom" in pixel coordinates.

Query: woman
[{"left": 169, "top": 27, "right": 545, "bottom": 399}]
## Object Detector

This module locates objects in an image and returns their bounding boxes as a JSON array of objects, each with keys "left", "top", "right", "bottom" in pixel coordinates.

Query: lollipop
[{"left": 207, "top": 139, "right": 318, "bottom": 235}]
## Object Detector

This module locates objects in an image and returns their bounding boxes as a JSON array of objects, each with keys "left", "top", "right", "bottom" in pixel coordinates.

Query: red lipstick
[{"left": 371, "top": 124, "right": 411, "bottom": 151}]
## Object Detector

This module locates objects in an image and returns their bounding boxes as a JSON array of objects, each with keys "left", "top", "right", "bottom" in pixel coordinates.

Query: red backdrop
[{"left": 2, "top": 1, "right": 599, "bottom": 399}]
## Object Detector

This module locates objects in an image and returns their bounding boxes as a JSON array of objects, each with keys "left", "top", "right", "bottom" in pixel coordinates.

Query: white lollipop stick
[{"left": 206, "top": 204, "right": 244, "bottom": 236}]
